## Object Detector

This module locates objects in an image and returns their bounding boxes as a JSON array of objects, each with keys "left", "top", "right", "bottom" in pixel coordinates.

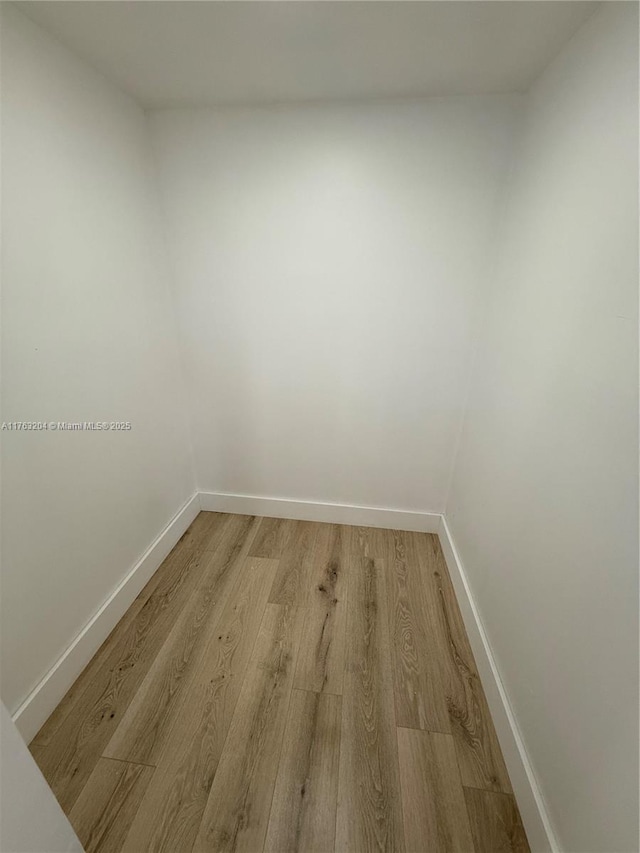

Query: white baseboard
[
  {"left": 12, "top": 493, "right": 201, "bottom": 743},
  {"left": 438, "top": 515, "right": 559, "bottom": 853},
  {"left": 198, "top": 491, "right": 441, "bottom": 533}
]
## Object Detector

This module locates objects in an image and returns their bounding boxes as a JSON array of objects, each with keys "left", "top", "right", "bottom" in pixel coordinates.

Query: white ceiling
[{"left": 16, "top": 1, "right": 598, "bottom": 109}]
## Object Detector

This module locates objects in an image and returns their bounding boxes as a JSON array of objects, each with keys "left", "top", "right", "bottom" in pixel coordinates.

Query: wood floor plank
[
  {"left": 193, "top": 602, "right": 304, "bottom": 853},
  {"left": 120, "top": 556, "right": 279, "bottom": 853},
  {"left": 385, "top": 530, "right": 451, "bottom": 732},
  {"left": 177, "top": 510, "right": 231, "bottom": 553},
  {"left": 29, "top": 541, "right": 217, "bottom": 812},
  {"left": 347, "top": 525, "right": 388, "bottom": 558},
  {"left": 336, "top": 555, "right": 405, "bottom": 853},
  {"left": 32, "top": 514, "right": 528, "bottom": 853},
  {"left": 248, "top": 516, "right": 295, "bottom": 558},
  {"left": 264, "top": 689, "right": 341, "bottom": 853},
  {"left": 103, "top": 513, "right": 259, "bottom": 765},
  {"left": 412, "top": 532, "right": 512, "bottom": 794},
  {"left": 29, "top": 512, "right": 229, "bottom": 751},
  {"left": 268, "top": 520, "right": 318, "bottom": 606},
  {"left": 397, "top": 727, "right": 474, "bottom": 852},
  {"left": 294, "top": 523, "right": 348, "bottom": 695},
  {"left": 67, "top": 757, "right": 153, "bottom": 853},
  {"left": 464, "top": 787, "right": 530, "bottom": 853}
]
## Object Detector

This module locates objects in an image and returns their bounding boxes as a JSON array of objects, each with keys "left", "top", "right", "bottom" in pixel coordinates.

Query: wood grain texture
[
  {"left": 413, "top": 532, "right": 512, "bottom": 793},
  {"left": 295, "top": 523, "right": 348, "bottom": 695},
  {"left": 31, "top": 513, "right": 525, "bottom": 853},
  {"left": 347, "top": 525, "right": 388, "bottom": 559},
  {"left": 193, "top": 602, "right": 303, "bottom": 853},
  {"left": 464, "top": 787, "right": 530, "bottom": 853},
  {"left": 385, "top": 530, "right": 450, "bottom": 732},
  {"left": 103, "top": 513, "right": 258, "bottom": 764},
  {"left": 29, "top": 511, "right": 228, "bottom": 751},
  {"left": 249, "top": 516, "right": 294, "bottom": 558},
  {"left": 121, "top": 556, "right": 279, "bottom": 853},
  {"left": 177, "top": 510, "right": 232, "bottom": 553},
  {"left": 268, "top": 520, "right": 318, "bottom": 606},
  {"left": 29, "top": 543, "right": 214, "bottom": 811},
  {"left": 68, "top": 758, "right": 153, "bottom": 853},
  {"left": 336, "top": 556, "right": 405, "bottom": 853},
  {"left": 397, "top": 727, "right": 474, "bottom": 852},
  {"left": 264, "top": 689, "right": 341, "bottom": 853}
]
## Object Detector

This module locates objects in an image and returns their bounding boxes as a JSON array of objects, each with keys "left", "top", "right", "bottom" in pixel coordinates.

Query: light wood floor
[{"left": 30, "top": 512, "right": 530, "bottom": 853}]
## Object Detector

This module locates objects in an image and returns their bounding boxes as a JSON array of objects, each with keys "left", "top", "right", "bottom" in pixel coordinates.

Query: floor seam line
[{"left": 100, "top": 754, "right": 157, "bottom": 770}]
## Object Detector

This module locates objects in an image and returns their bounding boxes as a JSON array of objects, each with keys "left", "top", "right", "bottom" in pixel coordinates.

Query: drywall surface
[
  {"left": 446, "top": 4, "right": 639, "bottom": 850},
  {"left": 151, "top": 97, "right": 519, "bottom": 512},
  {"left": 0, "top": 702, "right": 82, "bottom": 852},
  {"left": 14, "top": 1, "right": 597, "bottom": 108},
  {"left": 1, "top": 6, "right": 195, "bottom": 714}
]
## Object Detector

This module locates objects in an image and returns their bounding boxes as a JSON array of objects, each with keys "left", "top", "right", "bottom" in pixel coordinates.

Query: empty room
[{"left": 0, "top": 2, "right": 638, "bottom": 852}]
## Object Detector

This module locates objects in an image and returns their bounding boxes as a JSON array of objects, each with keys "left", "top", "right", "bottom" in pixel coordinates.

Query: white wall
[
  {"left": 0, "top": 703, "right": 82, "bottom": 852},
  {"left": 150, "top": 98, "right": 520, "bottom": 513},
  {"left": 0, "top": 7, "right": 195, "bottom": 717},
  {"left": 446, "top": 5, "right": 638, "bottom": 851}
]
